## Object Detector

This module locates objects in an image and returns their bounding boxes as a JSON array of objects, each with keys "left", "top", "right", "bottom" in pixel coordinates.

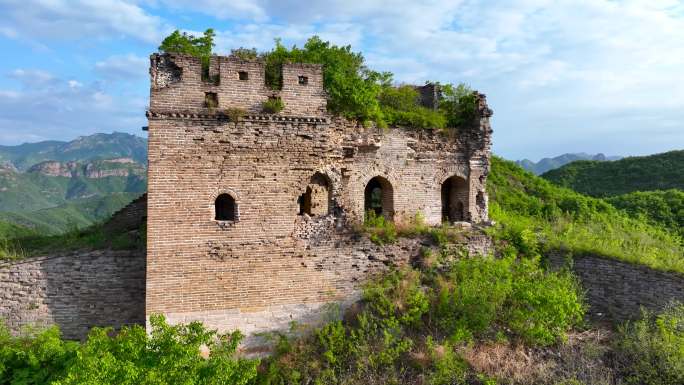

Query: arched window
[
  {"left": 364, "top": 176, "right": 394, "bottom": 219},
  {"left": 215, "top": 193, "right": 236, "bottom": 221},
  {"left": 441, "top": 176, "right": 469, "bottom": 223}
]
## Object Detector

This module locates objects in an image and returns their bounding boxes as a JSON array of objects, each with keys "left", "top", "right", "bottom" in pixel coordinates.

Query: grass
[
  {"left": 488, "top": 156, "right": 684, "bottom": 274},
  {"left": 0, "top": 223, "right": 145, "bottom": 262}
]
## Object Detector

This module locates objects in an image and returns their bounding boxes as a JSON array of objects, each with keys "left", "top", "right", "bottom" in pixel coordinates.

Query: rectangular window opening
[
  {"left": 298, "top": 75, "right": 308, "bottom": 85},
  {"left": 204, "top": 92, "right": 218, "bottom": 109},
  {"left": 238, "top": 71, "right": 249, "bottom": 81}
]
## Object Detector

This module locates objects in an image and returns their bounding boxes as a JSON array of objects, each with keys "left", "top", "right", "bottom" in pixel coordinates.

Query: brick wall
[
  {"left": 150, "top": 54, "right": 327, "bottom": 116},
  {"left": 146, "top": 53, "right": 493, "bottom": 337},
  {"left": 548, "top": 253, "right": 684, "bottom": 321},
  {"left": 103, "top": 193, "right": 147, "bottom": 234},
  {"left": 0, "top": 250, "right": 145, "bottom": 339}
]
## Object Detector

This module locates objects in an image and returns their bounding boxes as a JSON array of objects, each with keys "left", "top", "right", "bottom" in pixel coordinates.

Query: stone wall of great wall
[
  {"left": 548, "top": 253, "right": 684, "bottom": 321},
  {"left": 0, "top": 250, "right": 145, "bottom": 339}
]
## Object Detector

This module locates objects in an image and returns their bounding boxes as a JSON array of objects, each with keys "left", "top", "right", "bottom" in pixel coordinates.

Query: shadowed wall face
[{"left": 0, "top": 250, "right": 145, "bottom": 339}]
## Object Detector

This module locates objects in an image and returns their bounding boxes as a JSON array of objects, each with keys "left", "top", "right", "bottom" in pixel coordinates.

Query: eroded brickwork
[{"left": 146, "top": 53, "right": 493, "bottom": 337}]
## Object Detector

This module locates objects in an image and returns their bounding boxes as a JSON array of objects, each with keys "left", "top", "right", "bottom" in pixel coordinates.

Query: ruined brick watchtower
[{"left": 146, "top": 53, "right": 492, "bottom": 340}]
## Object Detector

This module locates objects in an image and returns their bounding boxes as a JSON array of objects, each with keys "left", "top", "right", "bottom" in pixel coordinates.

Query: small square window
[
  {"left": 298, "top": 75, "right": 308, "bottom": 85},
  {"left": 238, "top": 71, "right": 248, "bottom": 80},
  {"left": 204, "top": 92, "right": 218, "bottom": 109}
]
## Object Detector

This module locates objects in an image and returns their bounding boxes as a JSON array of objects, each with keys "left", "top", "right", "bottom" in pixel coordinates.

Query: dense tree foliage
[
  {"left": 541, "top": 150, "right": 684, "bottom": 197},
  {"left": 159, "top": 29, "right": 215, "bottom": 64},
  {"left": 606, "top": 189, "right": 684, "bottom": 238},
  {"left": 1, "top": 315, "right": 257, "bottom": 385},
  {"left": 159, "top": 29, "right": 216, "bottom": 80}
]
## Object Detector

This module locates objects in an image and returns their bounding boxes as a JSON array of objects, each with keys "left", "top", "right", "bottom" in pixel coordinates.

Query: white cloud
[
  {"left": 0, "top": 69, "right": 145, "bottom": 144},
  {"left": 95, "top": 54, "right": 149, "bottom": 80},
  {"left": 0, "top": 0, "right": 167, "bottom": 43},
  {"left": 0, "top": 0, "right": 682, "bottom": 157}
]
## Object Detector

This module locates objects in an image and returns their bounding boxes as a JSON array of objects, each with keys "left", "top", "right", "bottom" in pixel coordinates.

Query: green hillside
[
  {"left": 541, "top": 150, "right": 684, "bottom": 197},
  {"left": 606, "top": 189, "right": 684, "bottom": 238},
  {"left": 0, "top": 169, "right": 145, "bottom": 213},
  {"left": 488, "top": 157, "right": 683, "bottom": 273},
  {"left": 0, "top": 132, "right": 147, "bottom": 171},
  {"left": 0, "top": 192, "right": 141, "bottom": 234}
]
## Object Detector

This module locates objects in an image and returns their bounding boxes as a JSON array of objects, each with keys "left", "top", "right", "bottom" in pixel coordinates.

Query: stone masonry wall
[
  {"left": 548, "top": 253, "right": 684, "bottom": 321},
  {"left": 0, "top": 250, "right": 145, "bottom": 339},
  {"left": 146, "top": 53, "right": 493, "bottom": 340},
  {"left": 150, "top": 54, "right": 327, "bottom": 116},
  {"left": 103, "top": 193, "right": 147, "bottom": 234}
]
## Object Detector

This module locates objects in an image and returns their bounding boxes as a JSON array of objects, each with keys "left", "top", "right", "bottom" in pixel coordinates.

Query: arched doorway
[
  {"left": 364, "top": 176, "right": 394, "bottom": 219},
  {"left": 441, "top": 175, "right": 468, "bottom": 223}
]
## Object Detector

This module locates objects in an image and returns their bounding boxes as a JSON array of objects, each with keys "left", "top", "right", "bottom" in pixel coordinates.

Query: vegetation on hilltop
[
  {"left": 158, "top": 32, "right": 478, "bottom": 130},
  {"left": 541, "top": 150, "right": 684, "bottom": 197},
  {"left": 0, "top": 192, "right": 141, "bottom": 235},
  {"left": 488, "top": 156, "right": 683, "bottom": 274},
  {"left": 606, "top": 189, "right": 684, "bottom": 238}
]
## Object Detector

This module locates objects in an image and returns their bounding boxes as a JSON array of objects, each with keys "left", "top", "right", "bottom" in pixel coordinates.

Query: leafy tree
[
  {"left": 261, "top": 37, "right": 390, "bottom": 124},
  {"left": 159, "top": 29, "right": 216, "bottom": 79},
  {"left": 438, "top": 83, "right": 478, "bottom": 129}
]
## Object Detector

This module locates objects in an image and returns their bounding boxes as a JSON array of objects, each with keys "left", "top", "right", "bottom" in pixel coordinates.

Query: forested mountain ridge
[
  {"left": 516, "top": 152, "right": 621, "bottom": 175},
  {"left": 0, "top": 132, "right": 147, "bottom": 171},
  {"left": 0, "top": 132, "right": 147, "bottom": 234},
  {"left": 541, "top": 150, "right": 684, "bottom": 197}
]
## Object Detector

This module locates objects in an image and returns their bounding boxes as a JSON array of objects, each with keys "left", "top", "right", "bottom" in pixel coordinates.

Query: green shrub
[
  {"left": 438, "top": 83, "right": 478, "bottom": 129},
  {"left": 0, "top": 323, "right": 78, "bottom": 385},
  {"left": 262, "top": 97, "right": 285, "bottom": 114},
  {"left": 56, "top": 315, "right": 257, "bottom": 385},
  {"left": 507, "top": 256, "right": 585, "bottom": 345},
  {"left": 432, "top": 255, "right": 584, "bottom": 346},
  {"left": 379, "top": 86, "right": 447, "bottom": 129},
  {"left": 363, "top": 210, "right": 397, "bottom": 245},
  {"left": 613, "top": 303, "right": 684, "bottom": 385},
  {"left": 425, "top": 338, "right": 468, "bottom": 385},
  {"left": 159, "top": 29, "right": 215, "bottom": 82},
  {"left": 434, "top": 256, "right": 513, "bottom": 341},
  {"left": 0, "top": 316, "right": 258, "bottom": 385},
  {"left": 225, "top": 107, "right": 247, "bottom": 123},
  {"left": 606, "top": 189, "right": 684, "bottom": 238}
]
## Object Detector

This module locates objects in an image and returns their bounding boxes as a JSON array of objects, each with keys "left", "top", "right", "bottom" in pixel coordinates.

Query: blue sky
[{"left": 0, "top": 0, "right": 682, "bottom": 161}]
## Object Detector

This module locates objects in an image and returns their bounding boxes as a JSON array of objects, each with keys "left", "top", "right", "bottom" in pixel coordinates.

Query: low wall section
[
  {"left": 0, "top": 250, "right": 145, "bottom": 339},
  {"left": 548, "top": 253, "right": 684, "bottom": 321}
]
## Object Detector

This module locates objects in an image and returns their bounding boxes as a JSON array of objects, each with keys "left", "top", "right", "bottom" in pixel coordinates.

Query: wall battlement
[{"left": 150, "top": 53, "right": 327, "bottom": 116}]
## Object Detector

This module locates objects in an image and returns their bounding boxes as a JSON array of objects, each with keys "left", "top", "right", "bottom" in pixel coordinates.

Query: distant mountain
[
  {"left": 0, "top": 132, "right": 147, "bottom": 171},
  {"left": 0, "top": 132, "right": 147, "bottom": 234},
  {"left": 516, "top": 153, "right": 621, "bottom": 175},
  {"left": 541, "top": 150, "right": 684, "bottom": 197}
]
